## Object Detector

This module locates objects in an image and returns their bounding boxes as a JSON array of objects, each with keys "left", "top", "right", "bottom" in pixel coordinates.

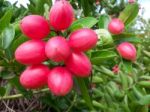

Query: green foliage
[
  {"left": 69, "top": 17, "right": 98, "bottom": 31},
  {"left": 119, "top": 3, "right": 139, "bottom": 26}
]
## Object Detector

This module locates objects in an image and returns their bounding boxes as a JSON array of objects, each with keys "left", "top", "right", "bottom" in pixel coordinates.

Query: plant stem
[
  {"left": 0, "top": 88, "right": 49, "bottom": 100},
  {"left": 66, "top": 94, "right": 77, "bottom": 112}
]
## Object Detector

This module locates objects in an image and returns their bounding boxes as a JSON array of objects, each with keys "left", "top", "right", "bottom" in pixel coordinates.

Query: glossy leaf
[
  {"left": 119, "top": 3, "right": 139, "bottom": 26},
  {"left": 98, "top": 14, "right": 110, "bottom": 29},
  {"left": 0, "top": 9, "right": 13, "bottom": 33},
  {"left": 69, "top": 17, "right": 98, "bottom": 31},
  {"left": 0, "top": 25, "right": 15, "bottom": 49},
  {"left": 91, "top": 50, "right": 117, "bottom": 65}
]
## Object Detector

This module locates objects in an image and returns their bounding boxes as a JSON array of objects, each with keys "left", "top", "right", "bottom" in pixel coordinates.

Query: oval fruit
[
  {"left": 20, "top": 15, "right": 50, "bottom": 39},
  {"left": 20, "top": 64, "right": 49, "bottom": 89},
  {"left": 48, "top": 67, "right": 73, "bottom": 96},
  {"left": 49, "top": 0, "right": 74, "bottom": 30},
  {"left": 117, "top": 42, "right": 136, "bottom": 61},
  {"left": 68, "top": 28, "right": 98, "bottom": 52},
  {"left": 128, "top": 0, "right": 135, "bottom": 3},
  {"left": 45, "top": 36, "right": 71, "bottom": 62},
  {"left": 15, "top": 40, "right": 47, "bottom": 65},
  {"left": 65, "top": 52, "right": 92, "bottom": 77},
  {"left": 108, "top": 18, "right": 124, "bottom": 35}
]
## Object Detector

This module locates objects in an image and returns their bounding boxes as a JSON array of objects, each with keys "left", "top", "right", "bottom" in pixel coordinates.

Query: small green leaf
[
  {"left": 69, "top": 23, "right": 83, "bottom": 32},
  {"left": 138, "top": 95, "right": 150, "bottom": 105},
  {"left": 119, "top": 3, "right": 139, "bottom": 26},
  {"left": 69, "top": 17, "right": 98, "bottom": 31},
  {"left": 0, "top": 87, "right": 6, "bottom": 96},
  {"left": 98, "top": 14, "right": 110, "bottom": 29},
  {"left": 119, "top": 72, "right": 128, "bottom": 90},
  {"left": 0, "top": 71, "right": 15, "bottom": 80},
  {"left": 122, "top": 60, "right": 133, "bottom": 73},
  {"left": 114, "top": 36, "right": 141, "bottom": 44},
  {"left": 138, "top": 81, "right": 150, "bottom": 88},
  {"left": 0, "top": 25, "right": 15, "bottom": 49},
  {"left": 0, "top": 9, "right": 13, "bottom": 33},
  {"left": 91, "top": 50, "right": 117, "bottom": 65}
]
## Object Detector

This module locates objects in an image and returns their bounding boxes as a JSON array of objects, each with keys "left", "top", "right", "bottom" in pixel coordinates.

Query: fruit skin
[
  {"left": 112, "top": 65, "right": 119, "bottom": 74},
  {"left": 20, "top": 15, "right": 50, "bottom": 39},
  {"left": 128, "top": 0, "right": 135, "bottom": 3},
  {"left": 15, "top": 40, "right": 47, "bottom": 65},
  {"left": 49, "top": 0, "right": 74, "bottom": 30},
  {"left": 20, "top": 64, "right": 49, "bottom": 89},
  {"left": 45, "top": 36, "right": 71, "bottom": 62},
  {"left": 117, "top": 42, "right": 136, "bottom": 61},
  {"left": 65, "top": 52, "right": 92, "bottom": 77},
  {"left": 68, "top": 28, "right": 98, "bottom": 52},
  {"left": 48, "top": 67, "right": 73, "bottom": 96},
  {"left": 108, "top": 18, "right": 124, "bottom": 35}
]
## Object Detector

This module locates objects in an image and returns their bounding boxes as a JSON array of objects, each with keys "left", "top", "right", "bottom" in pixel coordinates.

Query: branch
[{"left": 0, "top": 88, "right": 49, "bottom": 100}]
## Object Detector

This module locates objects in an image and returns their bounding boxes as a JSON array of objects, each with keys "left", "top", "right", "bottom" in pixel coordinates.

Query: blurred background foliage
[{"left": 0, "top": 0, "right": 150, "bottom": 111}]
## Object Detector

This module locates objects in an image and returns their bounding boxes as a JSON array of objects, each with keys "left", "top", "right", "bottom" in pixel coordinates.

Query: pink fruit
[
  {"left": 20, "top": 15, "right": 50, "bottom": 39},
  {"left": 45, "top": 36, "right": 71, "bottom": 62},
  {"left": 49, "top": 0, "right": 74, "bottom": 30},
  {"left": 15, "top": 40, "right": 47, "bottom": 65},
  {"left": 68, "top": 28, "right": 98, "bottom": 52},
  {"left": 65, "top": 52, "right": 92, "bottom": 77},
  {"left": 20, "top": 64, "right": 49, "bottom": 89},
  {"left": 48, "top": 67, "right": 73, "bottom": 96},
  {"left": 128, "top": 0, "right": 135, "bottom": 3},
  {"left": 117, "top": 42, "right": 136, "bottom": 61},
  {"left": 112, "top": 65, "right": 119, "bottom": 74},
  {"left": 108, "top": 18, "right": 124, "bottom": 35}
]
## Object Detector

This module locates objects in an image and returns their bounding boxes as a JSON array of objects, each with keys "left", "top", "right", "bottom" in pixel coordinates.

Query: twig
[
  {"left": 2, "top": 100, "right": 16, "bottom": 112},
  {"left": 0, "top": 88, "right": 49, "bottom": 100},
  {"left": 66, "top": 94, "right": 77, "bottom": 112}
]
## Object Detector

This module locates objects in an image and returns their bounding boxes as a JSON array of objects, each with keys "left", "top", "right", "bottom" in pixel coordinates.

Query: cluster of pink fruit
[
  {"left": 15, "top": 0, "right": 98, "bottom": 96},
  {"left": 108, "top": 18, "right": 137, "bottom": 61}
]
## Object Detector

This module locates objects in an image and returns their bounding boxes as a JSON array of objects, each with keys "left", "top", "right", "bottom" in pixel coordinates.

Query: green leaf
[
  {"left": 0, "top": 71, "right": 15, "bottom": 80},
  {"left": 114, "top": 36, "right": 141, "bottom": 44},
  {"left": 0, "top": 25, "right": 15, "bottom": 49},
  {"left": 91, "top": 50, "right": 117, "bottom": 65},
  {"left": 80, "top": 0, "right": 91, "bottom": 16},
  {"left": 93, "top": 66, "right": 115, "bottom": 78},
  {"left": 98, "top": 14, "right": 110, "bottom": 29},
  {"left": 11, "top": 35, "right": 28, "bottom": 52},
  {"left": 0, "top": 87, "right": 6, "bottom": 96},
  {"left": 119, "top": 72, "right": 128, "bottom": 90},
  {"left": 28, "top": 0, "right": 52, "bottom": 15},
  {"left": 119, "top": 3, "right": 139, "bottom": 26},
  {"left": 122, "top": 60, "right": 133, "bottom": 73},
  {"left": 138, "top": 81, "right": 150, "bottom": 88},
  {"left": 69, "top": 17, "right": 98, "bottom": 31},
  {"left": 76, "top": 78, "right": 94, "bottom": 110},
  {"left": 138, "top": 95, "right": 150, "bottom": 105},
  {"left": 69, "top": 23, "right": 83, "bottom": 32},
  {"left": 0, "top": 9, "right": 13, "bottom": 33}
]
